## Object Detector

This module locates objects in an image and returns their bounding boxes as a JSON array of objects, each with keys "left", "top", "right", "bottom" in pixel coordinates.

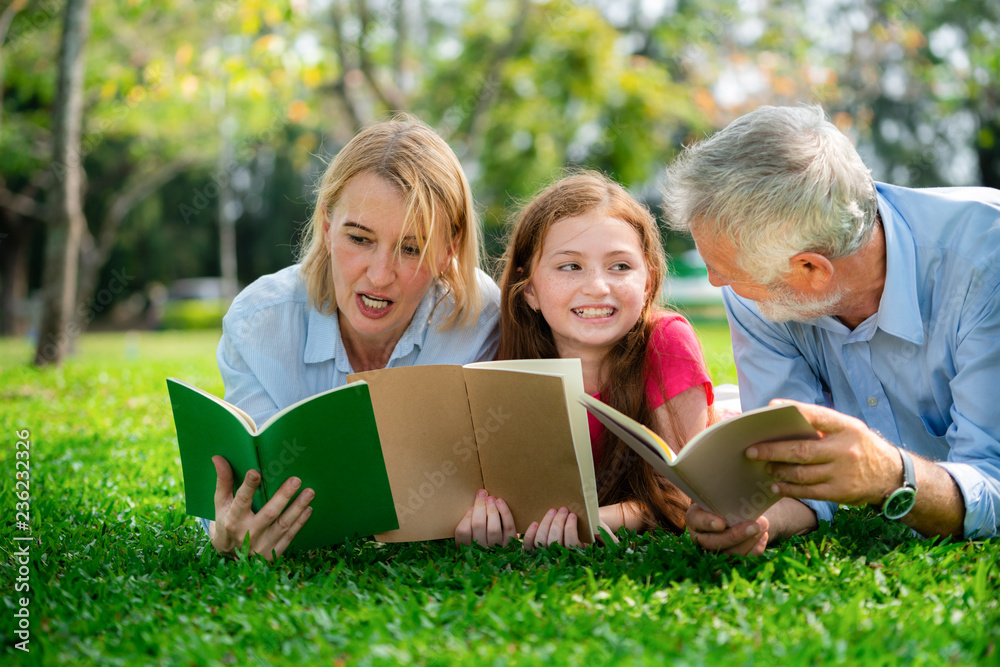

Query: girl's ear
[{"left": 523, "top": 280, "right": 540, "bottom": 311}]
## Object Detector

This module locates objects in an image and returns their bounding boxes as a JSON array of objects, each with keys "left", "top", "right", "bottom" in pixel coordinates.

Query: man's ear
[{"left": 788, "top": 252, "right": 835, "bottom": 292}]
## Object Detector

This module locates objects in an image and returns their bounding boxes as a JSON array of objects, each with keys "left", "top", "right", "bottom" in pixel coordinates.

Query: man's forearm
[{"left": 902, "top": 457, "right": 965, "bottom": 538}]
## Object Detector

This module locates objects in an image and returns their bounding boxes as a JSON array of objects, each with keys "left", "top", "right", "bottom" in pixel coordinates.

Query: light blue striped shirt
[
  {"left": 201, "top": 264, "right": 500, "bottom": 533},
  {"left": 727, "top": 182, "right": 1000, "bottom": 538}
]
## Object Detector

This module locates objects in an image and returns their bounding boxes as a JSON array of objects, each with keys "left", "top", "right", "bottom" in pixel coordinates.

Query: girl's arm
[{"left": 650, "top": 384, "right": 711, "bottom": 454}]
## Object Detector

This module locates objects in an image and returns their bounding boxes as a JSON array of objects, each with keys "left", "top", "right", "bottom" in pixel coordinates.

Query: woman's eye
[
  {"left": 400, "top": 244, "right": 421, "bottom": 257},
  {"left": 348, "top": 234, "right": 371, "bottom": 245}
]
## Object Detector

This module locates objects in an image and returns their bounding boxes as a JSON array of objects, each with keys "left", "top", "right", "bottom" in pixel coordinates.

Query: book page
[
  {"left": 466, "top": 358, "right": 599, "bottom": 536},
  {"left": 348, "top": 365, "right": 486, "bottom": 542},
  {"left": 463, "top": 368, "right": 597, "bottom": 543},
  {"left": 256, "top": 380, "right": 370, "bottom": 433}
]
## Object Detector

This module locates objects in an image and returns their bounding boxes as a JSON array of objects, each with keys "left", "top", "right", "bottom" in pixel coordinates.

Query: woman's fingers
[
  {"left": 252, "top": 476, "right": 302, "bottom": 532},
  {"left": 212, "top": 456, "right": 236, "bottom": 511},
  {"left": 267, "top": 506, "right": 314, "bottom": 561}
]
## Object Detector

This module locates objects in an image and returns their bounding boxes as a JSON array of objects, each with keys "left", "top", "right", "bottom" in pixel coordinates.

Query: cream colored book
[
  {"left": 578, "top": 396, "right": 818, "bottom": 526},
  {"left": 349, "top": 359, "right": 599, "bottom": 543}
]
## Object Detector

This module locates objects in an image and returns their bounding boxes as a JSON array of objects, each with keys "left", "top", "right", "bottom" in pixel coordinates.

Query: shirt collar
[
  {"left": 302, "top": 281, "right": 441, "bottom": 370},
  {"left": 871, "top": 186, "right": 924, "bottom": 345}
]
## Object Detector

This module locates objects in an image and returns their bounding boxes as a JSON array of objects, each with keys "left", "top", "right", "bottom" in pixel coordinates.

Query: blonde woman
[{"left": 206, "top": 116, "right": 500, "bottom": 559}]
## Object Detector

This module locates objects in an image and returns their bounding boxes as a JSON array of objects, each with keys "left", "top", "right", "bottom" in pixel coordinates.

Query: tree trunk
[
  {"left": 0, "top": 213, "right": 31, "bottom": 336},
  {"left": 34, "top": 0, "right": 93, "bottom": 366}
]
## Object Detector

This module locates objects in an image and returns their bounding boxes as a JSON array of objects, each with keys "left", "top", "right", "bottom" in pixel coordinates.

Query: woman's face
[{"left": 327, "top": 172, "right": 449, "bottom": 349}]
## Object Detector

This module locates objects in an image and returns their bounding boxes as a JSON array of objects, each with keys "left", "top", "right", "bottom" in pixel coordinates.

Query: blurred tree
[{"left": 34, "top": 0, "right": 92, "bottom": 365}]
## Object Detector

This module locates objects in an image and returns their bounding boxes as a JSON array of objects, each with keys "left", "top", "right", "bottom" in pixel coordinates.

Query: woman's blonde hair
[
  {"left": 299, "top": 115, "right": 482, "bottom": 328},
  {"left": 498, "top": 170, "right": 693, "bottom": 533}
]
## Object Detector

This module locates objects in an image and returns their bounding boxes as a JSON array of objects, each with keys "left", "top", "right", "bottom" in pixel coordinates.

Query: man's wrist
[{"left": 876, "top": 448, "right": 918, "bottom": 520}]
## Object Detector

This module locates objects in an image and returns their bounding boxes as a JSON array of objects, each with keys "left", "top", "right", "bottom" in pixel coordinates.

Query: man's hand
[
  {"left": 686, "top": 503, "right": 769, "bottom": 555},
  {"left": 211, "top": 455, "right": 314, "bottom": 561},
  {"left": 748, "top": 400, "right": 902, "bottom": 506}
]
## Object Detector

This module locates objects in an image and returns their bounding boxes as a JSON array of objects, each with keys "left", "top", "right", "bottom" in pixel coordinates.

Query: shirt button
[{"left": 868, "top": 397, "right": 878, "bottom": 407}]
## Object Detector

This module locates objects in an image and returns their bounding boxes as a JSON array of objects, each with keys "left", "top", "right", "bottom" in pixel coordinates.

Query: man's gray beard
[{"left": 755, "top": 285, "right": 845, "bottom": 323}]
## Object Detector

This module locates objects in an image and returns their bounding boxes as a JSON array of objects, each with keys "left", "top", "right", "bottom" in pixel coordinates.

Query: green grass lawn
[{"left": 1, "top": 328, "right": 997, "bottom": 666}]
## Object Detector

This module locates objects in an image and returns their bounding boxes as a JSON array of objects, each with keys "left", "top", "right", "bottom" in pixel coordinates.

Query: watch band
[{"left": 881, "top": 448, "right": 918, "bottom": 520}]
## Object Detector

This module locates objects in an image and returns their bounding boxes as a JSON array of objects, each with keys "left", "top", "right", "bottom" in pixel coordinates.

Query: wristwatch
[{"left": 880, "top": 448, "right": 917, "bottom": 520}]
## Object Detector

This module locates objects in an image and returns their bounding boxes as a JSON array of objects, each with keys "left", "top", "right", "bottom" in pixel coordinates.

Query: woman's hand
[
  {"left": 454, "top": 489, "right": 518, "bottom": 547},
  {"left": 210, "top": 455, "right": 314, "bottom": 561},
  {"left": 522, "top": 507, "right": 619, "bottom": 551}
]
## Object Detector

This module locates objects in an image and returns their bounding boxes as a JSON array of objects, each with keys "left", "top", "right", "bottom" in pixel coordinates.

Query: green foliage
[
  {"left": 158, "top": 299, "right": 229, "bottom": 330},
  {"left": 1, "top": 331, "right": 997, "bottom": 665}
]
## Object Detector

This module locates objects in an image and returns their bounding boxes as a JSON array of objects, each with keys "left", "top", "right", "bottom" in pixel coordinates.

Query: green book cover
[{"left": 166, "top": 378, "right": 399, "bottom": 551}]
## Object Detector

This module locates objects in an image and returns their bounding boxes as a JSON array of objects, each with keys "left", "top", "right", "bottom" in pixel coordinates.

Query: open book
[
  {"left": 166, "top": 378, "right": 398, "bottom": 551},
  {"left": 578, "top": 396, "right": 818, "bottom": 526},
  {"left": 349, "top": 359, "right": 599, "bottom": 543}
]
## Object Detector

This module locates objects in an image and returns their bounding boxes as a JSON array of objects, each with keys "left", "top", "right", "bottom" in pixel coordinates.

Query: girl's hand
[
  {"left": 454, "top": 489, "right": 518, "bottom": 547},
  {"left": 522, "top": 507, "right": 619, "bottom": 551},
  {"left": 685, "top": 502, "right": 769, "bottom": 556},
  {"left": 210, "top": 455, "right": 314, "bottom": 562}
]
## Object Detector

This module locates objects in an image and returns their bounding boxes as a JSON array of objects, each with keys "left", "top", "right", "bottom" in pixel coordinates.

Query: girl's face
[{"left": 524, "top": 210, "right": 651, "bottom": 359}]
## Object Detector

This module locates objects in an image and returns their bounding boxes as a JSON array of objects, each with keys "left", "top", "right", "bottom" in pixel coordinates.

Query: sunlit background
[{"left": 2, "top": 0, "right": 997, "bottom": 351}]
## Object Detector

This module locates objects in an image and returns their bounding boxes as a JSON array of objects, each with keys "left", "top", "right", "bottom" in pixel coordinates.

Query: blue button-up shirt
[
  {"left": 217, "top": 264, "right": 501, "bottom": 426},
  {"left": 726, "top": 182, "right": 1000, "bottom": 538}
]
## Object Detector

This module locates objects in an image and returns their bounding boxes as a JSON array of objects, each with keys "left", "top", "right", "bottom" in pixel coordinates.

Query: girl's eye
[
  {"left": 611, "top": 262, "right": 631, "bottom": 271},
  {"left": 558, "top": 263, "right": 581, "bottom": 271}
]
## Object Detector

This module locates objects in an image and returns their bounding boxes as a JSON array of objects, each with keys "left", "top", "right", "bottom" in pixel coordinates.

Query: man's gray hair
[{"left": 661, "top": 105, "right": 878, "bottom": 283}]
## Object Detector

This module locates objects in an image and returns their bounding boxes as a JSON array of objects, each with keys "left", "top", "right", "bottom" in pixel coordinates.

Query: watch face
[{"left": 883, "top": 488, "right": 917, "bottom": 520}]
